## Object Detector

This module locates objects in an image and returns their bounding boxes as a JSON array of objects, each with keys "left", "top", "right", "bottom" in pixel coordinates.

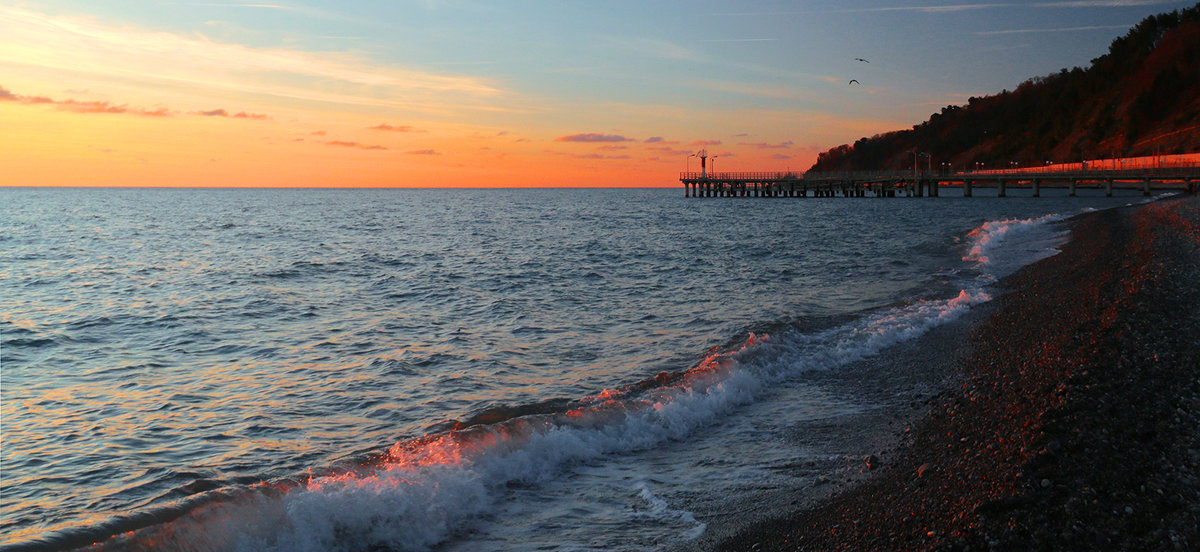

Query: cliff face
[{"left": 810, "top": 4, "right": 1200, "bottom": 173}]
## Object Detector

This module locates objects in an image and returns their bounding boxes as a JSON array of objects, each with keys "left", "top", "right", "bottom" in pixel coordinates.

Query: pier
[{"left": 681, "top": 164, "right": 1200, "bottom": 198}]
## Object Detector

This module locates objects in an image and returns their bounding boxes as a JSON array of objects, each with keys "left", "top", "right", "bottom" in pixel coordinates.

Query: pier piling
[{"left": 680, "top": 165, "right": 1200, "bottom": 199}]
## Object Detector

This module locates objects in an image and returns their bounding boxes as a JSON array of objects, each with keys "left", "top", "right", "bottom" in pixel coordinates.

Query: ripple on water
[{"left": 0, "top": 187, "right": 1144, "bottom": 549}]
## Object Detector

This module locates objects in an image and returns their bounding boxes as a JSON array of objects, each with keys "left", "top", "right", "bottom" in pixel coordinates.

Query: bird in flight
[
  {"left": 848, "top": 79, "right": 861, "bottom": 85},
  {"left": 854, "top": 58, "right": 870, "bottom": 63}
]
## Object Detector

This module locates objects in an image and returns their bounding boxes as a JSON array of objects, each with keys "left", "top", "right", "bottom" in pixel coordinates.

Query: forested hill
[{"left": 809, "top": 4, "right": 1200, "bottom": 173}]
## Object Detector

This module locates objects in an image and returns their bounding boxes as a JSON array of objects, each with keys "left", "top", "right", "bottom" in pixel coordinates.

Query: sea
[{"left": 0, "top": 186, "right": 1162, "bottom": 552}]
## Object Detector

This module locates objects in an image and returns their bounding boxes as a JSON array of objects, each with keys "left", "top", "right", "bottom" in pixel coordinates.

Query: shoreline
[{"left": 709, "top": 194, "right": 1200, "bottom": 551}]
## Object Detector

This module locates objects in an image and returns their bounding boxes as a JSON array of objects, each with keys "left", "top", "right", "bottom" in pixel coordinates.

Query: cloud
[
  {"left": 696, "top": 38, "right": 779, "bottom": 43},
  {"left": 311, "top": 130, "right": 327, "bottom": 135},
  {"left": 555, "top": 133, "right": 633, "bottom": 143},
  {"left": 405, "top": 149, "right": 440, "bottom": 155},
  {"left": 369, "top": 123, "right": 420, "bottom": 132},
  {"left": 697, "top": 80, "right": 815, "bottom": 100},
  {"left": 600, "top": 36, "right": 703, "bottom": 62},
  {"left": 0, "top": 86, "right": 172, "bottom": 116},
  {"left": 1034, "top": 0, "right": 1177, "bottom": 6},
  {"left": 327, "top": 140, "right": 388, "bottom": 150},
  {"left": 769, "top": 154, "right": 793, "bottom": 160},
  {"left": 833, "top": 1, "right": 1173, "bottom": 13},
  {"left": 571, "top": 153, "right": 631, "bottom": 159},
  {"left": 648, "top": 146, "right": 694, "bottom": 156},
  {"left": 834, "top": 3, "right": 1011, "bottom": 13},
  {"left": 197, "top": 108, "right": 270, "bottom": 118},
  {"left": 0, "top": 6, "right": 505, "bottom": 116},
  {"left": 977, "top": 24, "right": 1131, "bottom": 35},
  {"left": 738, "top": 140, "right": 794, "bottom": 149},
  {"left": 644, "top": 136, "right": 665, "bottom": 143},
  {"left": 691, "top": 140, "right": 722, "bottom": 146}
]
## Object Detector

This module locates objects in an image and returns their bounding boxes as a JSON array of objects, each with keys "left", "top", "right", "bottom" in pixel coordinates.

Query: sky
[{"left": 1, "top": 0, "right": 1195, "bottom": 187}]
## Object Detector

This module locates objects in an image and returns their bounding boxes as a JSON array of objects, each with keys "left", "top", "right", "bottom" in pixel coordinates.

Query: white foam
[
  {"left": 104, "top": 213, "right": 1081, "bottom": 552},
  {"left": 632, "top": 482, "right": 707, "bottom": 540},
  {"left": 135, "top": 288, "right": 993, "bottom": 551},
  {"left": 962, "top": 213, "right": 1070, "bottom": 280}
]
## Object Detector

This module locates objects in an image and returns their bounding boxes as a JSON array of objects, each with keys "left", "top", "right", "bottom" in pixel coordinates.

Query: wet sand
[{"left": 708, "top": 195, "right": 1200, "bottom": 551}]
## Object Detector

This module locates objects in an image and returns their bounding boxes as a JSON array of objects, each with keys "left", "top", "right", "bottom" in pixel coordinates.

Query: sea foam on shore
[{"left": 712, "top": 195, "right": 1200, "bottom": 551}]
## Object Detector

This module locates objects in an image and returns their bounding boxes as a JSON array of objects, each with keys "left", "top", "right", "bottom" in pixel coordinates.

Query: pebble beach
[{"left": 710, "top": 194, "right": 1200, "bottom": 551}]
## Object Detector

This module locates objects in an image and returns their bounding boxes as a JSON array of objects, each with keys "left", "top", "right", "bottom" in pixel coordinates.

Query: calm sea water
[{"left": 0, "top": 186, "right": 1156, "bottom": 551}]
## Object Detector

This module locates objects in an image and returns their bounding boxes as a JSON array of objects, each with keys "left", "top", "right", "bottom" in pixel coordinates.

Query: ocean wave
[
  {"left": 962, "top": 213, "right": 1072, "bottom": 281},
  {"left": 86, "top": 280, "right": 998, "bottom": 551}
]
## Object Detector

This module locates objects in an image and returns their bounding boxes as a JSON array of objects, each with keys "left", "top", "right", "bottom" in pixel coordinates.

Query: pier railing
[
  {"left": 679, "top": 163, "right": 1200, "bottom": 198},
  {"left": 679, "top": 171, "right": 803, "bottom": 180},
  {"left": 683, "top": 163, "right": 1200, "bottom": 182}
]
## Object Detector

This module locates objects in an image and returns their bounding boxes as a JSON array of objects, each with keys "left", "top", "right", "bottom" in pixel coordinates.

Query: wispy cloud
[
  {"left": 327, "top": 140, "right": 388, "bottom": 150},
  {"left": 599, "top": 36, "right": 703, "bottom": 62},
  {"left": 405, "top": 149, "right": 440, "bottom": 155},
  {"left": 196, "top": 108, "right": 270, "bottom": 119},
  {"left": 739, "top": 140, "right": 795, "bottom": 149},
  {"left": 695, "top": 38, "right": 779, "bottom": 43},
  {"left": 833, "top": 1, "right": 1174, "bottom": 13},
  {"left": 696, "top": 80, "right": 814, "bottom": 100},
  {"left": 1, "top": 85, "right": 171, "bottom": 116},
  {"left": 978, "top": 24, "right": 1131, "bottom": 35},
  {"left": 555, "top": 133, "right": 634, "bottom": 143},
  {"left": 369, "top": 123, "right": 422, "bottom": 132},
  {"left": 0, "top": 6, "right": 504, "bottom": 115},
  {"left": 648, "top": 146, "right": 693, "bottom": 156},
  {"left": 833, "top": 4, "right": 1011, "bottom": 13},
  {"left": 1034, "top": 0, "right": 1179, "bottom": 6},
  {"left": 569, "top": 153, "right": 631, "bottom": 160},
  {"left": 175, "top": 1, "right": 377, "bottom": 26}
]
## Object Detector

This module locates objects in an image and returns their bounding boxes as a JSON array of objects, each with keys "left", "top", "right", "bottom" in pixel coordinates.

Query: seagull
[
  {"left": 854, "top": 58, "right": 870, "bottom": 63},
  {"left": 849, "top": 79, "right": 860, "bottom": 85}
]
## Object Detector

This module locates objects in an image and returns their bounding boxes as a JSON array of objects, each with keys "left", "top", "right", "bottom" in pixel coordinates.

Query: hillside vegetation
[{"left": 810, "top": 4, "right": 1200, "bottom": 173}]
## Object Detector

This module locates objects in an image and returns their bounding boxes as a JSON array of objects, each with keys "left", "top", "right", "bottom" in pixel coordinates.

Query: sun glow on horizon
[{"left": 2, "top": 1, "right": 1192, "bottom": 187}]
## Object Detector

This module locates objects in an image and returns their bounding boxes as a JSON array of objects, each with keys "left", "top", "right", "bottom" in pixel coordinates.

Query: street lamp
[{"left": 686, "top": 153, "right": 697, "bottom": 175}]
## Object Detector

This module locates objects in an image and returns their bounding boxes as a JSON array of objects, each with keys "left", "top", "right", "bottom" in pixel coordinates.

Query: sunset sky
[{"left": 2, "top": 0, "right": 1194, "bottom": 187}]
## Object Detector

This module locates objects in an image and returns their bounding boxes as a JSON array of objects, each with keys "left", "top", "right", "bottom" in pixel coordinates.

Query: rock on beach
[{"left": 712, "top": 195, "right": 1200, "bottom": 551}]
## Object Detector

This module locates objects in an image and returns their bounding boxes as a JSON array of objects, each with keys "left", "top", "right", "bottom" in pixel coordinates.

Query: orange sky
[{"left": 3, "top": 2, "right": 1191, "bottom": 187}]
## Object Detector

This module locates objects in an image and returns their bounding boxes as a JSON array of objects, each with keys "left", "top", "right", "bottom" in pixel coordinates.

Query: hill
[{"left": 809, "top": 4, "right": 1200, "bottom": 173}]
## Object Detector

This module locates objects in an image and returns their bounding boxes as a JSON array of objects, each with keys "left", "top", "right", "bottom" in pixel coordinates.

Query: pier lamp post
[
  {"left": 686, "top": 153, "right": 697, "bottom": 176},
  {"left": 711, "top": 155, "right": 719, "bottom": 176}
]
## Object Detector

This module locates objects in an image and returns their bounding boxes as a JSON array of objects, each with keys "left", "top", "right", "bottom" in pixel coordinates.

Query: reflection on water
[{"left": 0, "top": 187, "right": 1151, "bottom": 550}]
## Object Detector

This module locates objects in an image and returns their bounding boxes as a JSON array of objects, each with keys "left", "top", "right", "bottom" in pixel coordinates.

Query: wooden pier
[{"left": 681, "top": 165, "right": 1200, "bottom": 198}]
